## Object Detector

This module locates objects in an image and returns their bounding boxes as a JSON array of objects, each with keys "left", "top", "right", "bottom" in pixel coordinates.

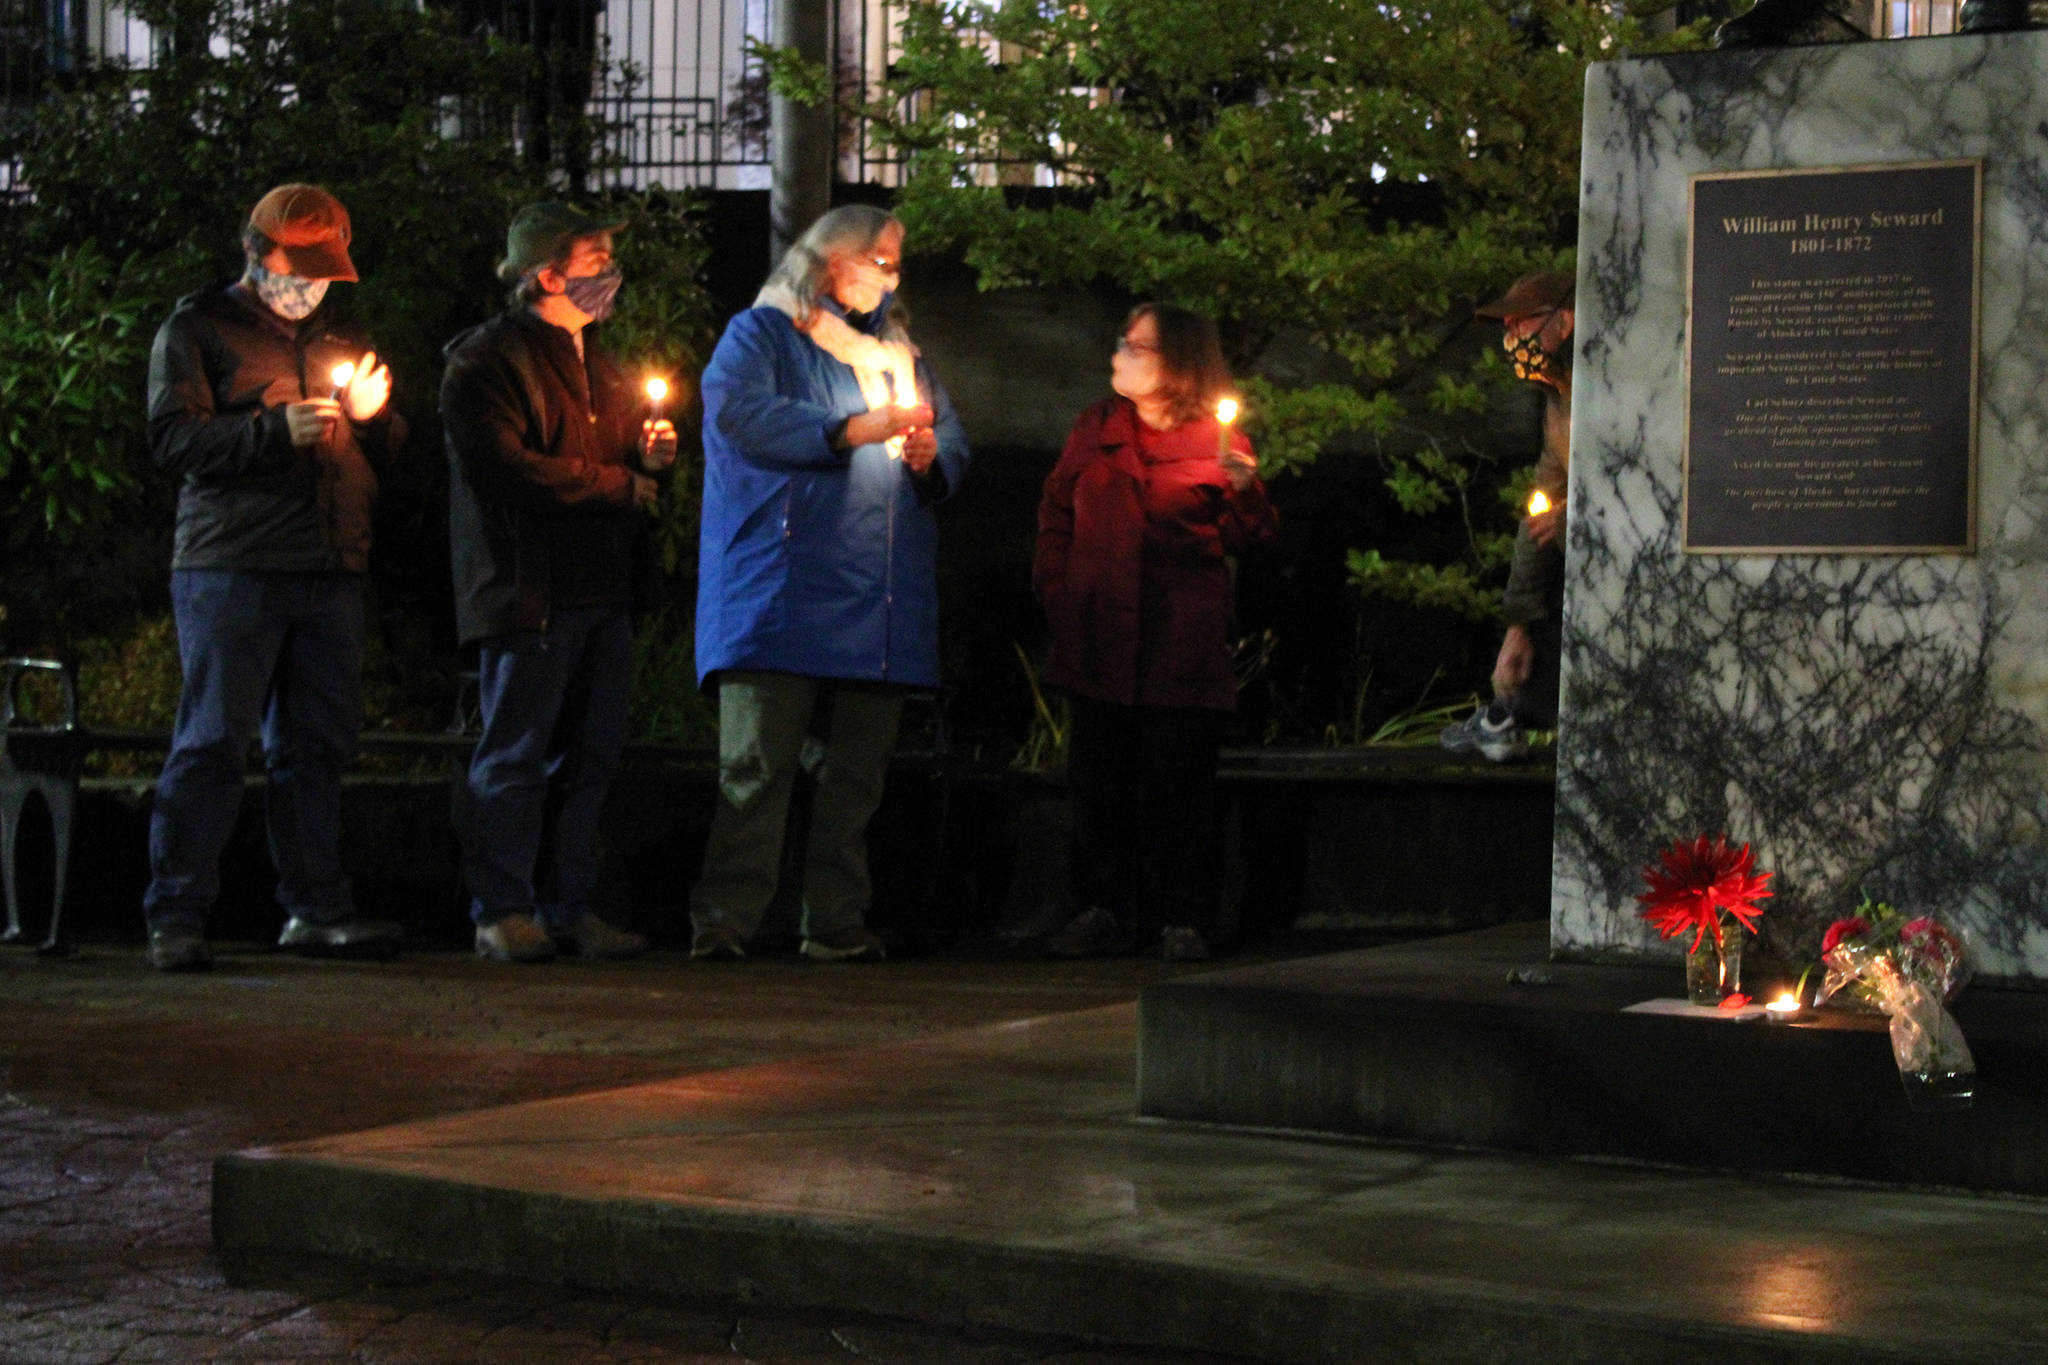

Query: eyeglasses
[
  {"left": 866, "top": 255, "right": 901, "bottom": 277},
  {"left": 1116, "top": 335, "right": 1159, "bottom": 357}
]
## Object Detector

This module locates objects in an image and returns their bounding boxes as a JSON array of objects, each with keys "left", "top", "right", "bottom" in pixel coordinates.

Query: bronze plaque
[{"left": 1684, "top": 159, "right": 1981, "bottom": 553}]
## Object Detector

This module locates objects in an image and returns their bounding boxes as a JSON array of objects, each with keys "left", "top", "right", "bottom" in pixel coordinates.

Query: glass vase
[{"left": 1686, "top": 932, "right": 1741, "bottom": 1005}]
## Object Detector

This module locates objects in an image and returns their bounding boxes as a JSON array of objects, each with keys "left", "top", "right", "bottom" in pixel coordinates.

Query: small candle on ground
[{"left": 1765, "top": 993, "right": 1801, "bottom": 1022}]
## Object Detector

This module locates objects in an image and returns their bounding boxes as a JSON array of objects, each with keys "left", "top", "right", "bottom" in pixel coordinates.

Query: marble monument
[{"left": 1555, "top": 30, "right": 2048, "bottom": 982}]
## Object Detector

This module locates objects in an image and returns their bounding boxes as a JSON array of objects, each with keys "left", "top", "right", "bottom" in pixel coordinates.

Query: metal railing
[
  {"left": 0, "top": 0, "right": 789, "bottom": 192},
  {"left": 0, "top": 0, "right": 1985, "bottom": 199}
]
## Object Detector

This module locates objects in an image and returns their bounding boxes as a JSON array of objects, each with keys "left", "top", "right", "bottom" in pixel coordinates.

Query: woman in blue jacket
[{"left": 689, "top": 205, "right": 970, "bottom": 963}]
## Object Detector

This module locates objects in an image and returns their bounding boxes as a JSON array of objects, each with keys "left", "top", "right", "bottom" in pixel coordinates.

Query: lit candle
[
  {"left": 645, "top": 375, "right": 669, "bottom": 418},
  {"left": 1765, "top": 993, "right": 1801, "bottom": 1023},
  {"left": 329, "top": 361, "right": 356, "bottom": 403},
  {"left": 1527, "top": 488, "right": 1552, "bottom": 518},
  {"left": 887, "top": 364, "right": 919, "bottom": 460},
  {"left": 1216, "top": 396, "right": 1239, "bottom": 463}
]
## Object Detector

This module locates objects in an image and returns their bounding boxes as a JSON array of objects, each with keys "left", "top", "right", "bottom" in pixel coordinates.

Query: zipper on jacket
[{"left": 882, "top": 452, "right": 897, "bottom": 679}]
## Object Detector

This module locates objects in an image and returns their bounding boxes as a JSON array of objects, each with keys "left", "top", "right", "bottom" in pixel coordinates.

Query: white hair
[{"left": 757, "top": 205, "right": 900, "bottom": 324}]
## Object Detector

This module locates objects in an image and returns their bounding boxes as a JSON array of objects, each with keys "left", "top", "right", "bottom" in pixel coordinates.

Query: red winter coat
[{"left": 1034, "top": 397, "right": 1278, "bottom": 712}]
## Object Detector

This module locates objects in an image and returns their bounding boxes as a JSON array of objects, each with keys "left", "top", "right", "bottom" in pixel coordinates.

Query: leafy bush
[{"left": 0, "top": 244, "right": 162, "bottom": 546}]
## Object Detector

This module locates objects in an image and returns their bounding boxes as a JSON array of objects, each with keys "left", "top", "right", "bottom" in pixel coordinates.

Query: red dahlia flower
[{"left": 1637, "top": 834, "right": 1774, "bottom": 953}]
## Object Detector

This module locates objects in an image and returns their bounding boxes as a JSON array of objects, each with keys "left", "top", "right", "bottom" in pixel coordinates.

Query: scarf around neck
[{"left": 756, "top": 283, "right": 922, "bottom": 458}]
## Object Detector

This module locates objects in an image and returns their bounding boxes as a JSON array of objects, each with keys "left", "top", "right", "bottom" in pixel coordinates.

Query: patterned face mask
[
  {"left": 249, "top": 259, "right": 329, "bottom": 321},
  {"left": 1503, "top": 314, "right": 1565, "bottom": 385}
]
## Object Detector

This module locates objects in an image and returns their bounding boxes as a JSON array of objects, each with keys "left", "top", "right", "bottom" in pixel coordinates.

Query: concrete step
[
  {"left": 216, "top": 989, "right": 2047, "bottom": 1364},
  {"left": 1137, "top": 923, "right": 2048, "bottom": 1195}
]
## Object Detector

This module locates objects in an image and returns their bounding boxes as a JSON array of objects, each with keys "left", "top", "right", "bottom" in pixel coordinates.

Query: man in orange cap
[
  {"left": 1442, "top": 270, "right": 1575, "bottom": 763},
  {"left": 140, "top": 184, "right": 404, "bottom": 970}
]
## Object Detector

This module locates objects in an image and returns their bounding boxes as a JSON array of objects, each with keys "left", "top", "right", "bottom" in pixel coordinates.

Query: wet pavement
[{"left": 1, "top": 937, "right": 1251, "bottom": 1365}]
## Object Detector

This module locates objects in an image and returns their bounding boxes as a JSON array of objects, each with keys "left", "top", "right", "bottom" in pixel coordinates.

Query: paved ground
[{"left": 1, "top": 936, "right": 1274, "bottom": 1365}]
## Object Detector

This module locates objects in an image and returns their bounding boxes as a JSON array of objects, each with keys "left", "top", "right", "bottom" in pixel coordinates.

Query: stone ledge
[{"left": 1137, "top": 923, "right": 2048, "bottom": 1194}]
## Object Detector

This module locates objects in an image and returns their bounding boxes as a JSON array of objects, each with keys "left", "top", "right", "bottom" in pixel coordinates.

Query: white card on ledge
[{"left": 1623, "top": 998, "right": 1770, "bottom": 1020}]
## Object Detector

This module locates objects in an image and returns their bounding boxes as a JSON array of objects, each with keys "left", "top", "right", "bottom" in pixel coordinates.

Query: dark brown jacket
[
  {"left": 147, "top": 283, "right": 400, "bottom": 573},
  {"left": 442, "top": 309, "right": 653, "bottom": 645}
]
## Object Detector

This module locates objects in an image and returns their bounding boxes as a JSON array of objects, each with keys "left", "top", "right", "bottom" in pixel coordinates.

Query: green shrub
[
  {"left": 0, "top": 244, "right": 159, "bottom": 546},
  {"left": 626, "top": 607, "right": 719, "bottom": 747}
]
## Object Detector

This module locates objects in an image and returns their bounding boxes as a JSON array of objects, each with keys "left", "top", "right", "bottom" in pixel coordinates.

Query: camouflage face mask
[{"left": 249, "top": 258, "right": 329, "bottom": 321}]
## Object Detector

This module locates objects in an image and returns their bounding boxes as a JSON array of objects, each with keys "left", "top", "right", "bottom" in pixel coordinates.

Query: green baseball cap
[{"left": 496, "top": 202, "right": 627, "bottom": 281}]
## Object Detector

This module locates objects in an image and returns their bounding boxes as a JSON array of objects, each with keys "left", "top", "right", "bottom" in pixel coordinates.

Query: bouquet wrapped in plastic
[{"left": 1814, "top": 902, "right": 1975, "bottom": 1111}]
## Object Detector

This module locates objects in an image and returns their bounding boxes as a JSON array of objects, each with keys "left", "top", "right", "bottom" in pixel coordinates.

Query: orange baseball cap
[
  {"left": 248, "top": 183, "right": 358, "bottom": 282},
  {"left": 1476, "top": 270, "right": 1574, "bottom": 320}
]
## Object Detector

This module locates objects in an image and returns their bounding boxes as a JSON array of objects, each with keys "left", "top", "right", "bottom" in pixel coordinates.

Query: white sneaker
[{"left": 1440, "top": 704, "right": 1529, "bottom": 763}]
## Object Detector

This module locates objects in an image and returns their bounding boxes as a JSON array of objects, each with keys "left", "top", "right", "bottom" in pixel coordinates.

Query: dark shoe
[
  {"left": 549, "top": 916, "right": 648, "bottom": 961},
  {"left": 1045, "top": 906, "right": 1134, "bottom": 959},
  {"left": 689, "top": 924, "right": 748, "bottom": 961},
  {"left": 475, "top": 913, "right": 557, "bottom": 964},
  {"left": 145, "top": 928, "right": 212, "bottom": 973},
  {"left": 1160, "top": 925, "right": 1212, "bottom": 963},
  {"left": 800, "top": 925, "right": 887, "bottom": 962},
  {"left": 1440, "top": 701, "right": 1530, "bottom": 763},
  {"left": 277, "top": 915, "right": 404, "bottom": 960}
]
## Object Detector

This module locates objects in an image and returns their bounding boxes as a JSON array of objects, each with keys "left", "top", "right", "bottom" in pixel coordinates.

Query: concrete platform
[
  {"left": 217, "top": 985, "right": 2048, "bottom": 1364},
  {"left": 1140, "top": 923, "right": 2048, "bottom": 1194}
]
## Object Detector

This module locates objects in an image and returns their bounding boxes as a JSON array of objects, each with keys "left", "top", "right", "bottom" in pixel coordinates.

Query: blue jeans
[
  {"left": 144, "top": 570, "right": 364, "bottom": 934},
  {"left": 464, "top": 605, "right": 633, "bottom": 928}
]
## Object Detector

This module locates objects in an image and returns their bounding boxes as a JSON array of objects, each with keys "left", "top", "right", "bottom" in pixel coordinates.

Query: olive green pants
[{"left": 688, "top": 671, "right": 904, "bottom": 941}]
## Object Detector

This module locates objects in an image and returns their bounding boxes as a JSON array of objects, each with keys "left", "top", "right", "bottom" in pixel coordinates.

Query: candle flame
[
  {"left": 1215, "top": 397, "right": 1239, "bottom": 426},
  {"left": 1766, "top": 993, "right": 1800, "bottom": 1013},
  {"left": 645, "top": 376, "right": 669, "bottom": 404},
  {"left": 330, "top": 362, "right": 356, "bottom": 389},
  {"left": 1527, "top": 489, "right": 1552, "bottom": 517}
]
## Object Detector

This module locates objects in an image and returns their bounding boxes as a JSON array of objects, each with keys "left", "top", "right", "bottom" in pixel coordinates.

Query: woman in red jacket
[{"left": 1035, "top": 304, "right": 1278, "bottom": 962}]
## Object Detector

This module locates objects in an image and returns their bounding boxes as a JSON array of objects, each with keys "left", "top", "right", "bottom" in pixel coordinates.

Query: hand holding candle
[
  {"left": 333, "top": 350, "right": 390, "bottom": 423},
  {"left": 1215, "top": 397, "right": 1254, "bottom": 491},
  {"left": 1525, "top": 485, "right": 1562, "bottom": 546},
  {"left": 640, "top": 375, "right": 678, "bottom": 472},
  {"left": 284, "top": 399, "right": 341, "bottom": 448},
  {"left": 842, "top": 403, "right": 933, "bottom": 450}
]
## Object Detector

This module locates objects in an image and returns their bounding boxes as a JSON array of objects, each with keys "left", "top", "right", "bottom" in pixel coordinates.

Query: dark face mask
[{"left": 564, "top": 265, "right": 623, "bottom": 322}]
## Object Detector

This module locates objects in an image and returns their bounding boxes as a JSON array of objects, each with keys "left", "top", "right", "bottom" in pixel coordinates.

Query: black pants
[{"left": 1066, "top": 696, "right": 1226, "bottom": 940}]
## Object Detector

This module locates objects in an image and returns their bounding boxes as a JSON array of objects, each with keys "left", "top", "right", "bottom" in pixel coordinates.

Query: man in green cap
[{"left": 441, "top": 203, "right": 678, "bottom": 963}]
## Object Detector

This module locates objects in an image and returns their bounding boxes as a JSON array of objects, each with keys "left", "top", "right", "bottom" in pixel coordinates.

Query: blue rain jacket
[{"left": 694, "top": 296, "right": 970, "bottom": 688}]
